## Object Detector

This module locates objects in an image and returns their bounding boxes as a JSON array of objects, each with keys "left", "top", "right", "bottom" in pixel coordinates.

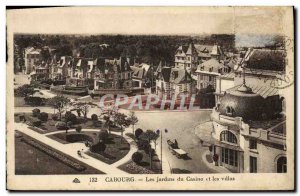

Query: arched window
[
  {"left": 220, "top": 130, "right": 237, "bottom": 144},
  {"left": 277, "top": 156, "right": 287, "bottom": 173},
  {"left": 226, "top": 106, "right": 234, "bottom": 115}
]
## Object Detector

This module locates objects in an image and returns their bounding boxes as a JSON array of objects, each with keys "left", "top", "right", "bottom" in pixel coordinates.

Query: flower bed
[
  {"left": 118, "top": 161, "right": 155, "bottom": 174},
  {"left": 66, "top": 133, "right": 94, "bottom": 143},
  {"left": 21, "top": 137, "right": 86, "bottom": 171}
]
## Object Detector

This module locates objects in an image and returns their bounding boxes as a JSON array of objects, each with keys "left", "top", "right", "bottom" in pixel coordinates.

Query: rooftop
[{"left": 247, "top": 115, "right": 286, "bottom": 130}]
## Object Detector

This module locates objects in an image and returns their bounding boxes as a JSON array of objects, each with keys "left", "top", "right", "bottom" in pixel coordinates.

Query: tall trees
[
  {"left": 47, "top": 96, "right": 70, "bottom": 120},
  {"left": 138, "top": 130, "right": 159, "bottom": 169},
  {"left": 127, "top": 111, "right": 138, "bottom": 134},
  {"left": 114, "top": 112, "right": 130, "bottom": 142}
]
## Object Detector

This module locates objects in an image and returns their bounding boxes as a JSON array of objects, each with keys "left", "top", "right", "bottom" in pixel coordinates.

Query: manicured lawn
[
  {"left": 15, "top": 131, "right": 104, "bottom": 175},
  {"left": 47, "top": 131, "right": 98, "bottom": 144},
  {"left": 118, "top": 150, "right": 161, "bottom": 174},
  {"left": 47, "top": 131, "right": 130, "bottom": 165}
]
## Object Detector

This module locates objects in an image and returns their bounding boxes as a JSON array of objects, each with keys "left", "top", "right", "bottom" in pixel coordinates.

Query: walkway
[{"left": 15, "top": 122, "right": 129, "bottom": 174}]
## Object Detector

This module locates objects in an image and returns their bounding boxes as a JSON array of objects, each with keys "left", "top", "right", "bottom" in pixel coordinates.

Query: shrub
[
  {"left": 90, "top": 142, "right": 106, "bottom": 153},
  {"left": 32, "top": 108, "right": 41, "bottom": 117},
  {"left": 25, "top": 97, "right": 46, "bottom": 106},
  {"left": 14, "top": 84, "right": 35, "bottom": 97},
  {"left": 65, "top": 112, "right": 77, "bottom": 124},
  {"left": 27, "top": 116, "right": 42, "bottom": 127},
  {"left": 91, "top": 114, "right": 98, "bottom": 122},
  {"left": 52, "top": 114, "right": 58, "bottom": 121},
  {"left": 132, "top": 151, "right": 143, "bottom": 164},
  {"left": 135, "top": 128, "right": 143, "bottom": 139},
  {"left": 38, "top": 112, "right": 48, "bottom": 122},
  {"left": 137, "top": 139, "right": 150, "bottom": 151},
  {"left": 32, "top": 119, "right": 42, "bottom": 127},
  {"left": 98, "top": 129, "right": 109, "bottom": 142},
  {"left": 76, "top": 125, "right": 82, "bottom": 133},
  {"left": 55, "top": 121, "right": 68, "bottom": 130},
  {"left": 40, "top": 79, "right": 53, "bottom": 85}
]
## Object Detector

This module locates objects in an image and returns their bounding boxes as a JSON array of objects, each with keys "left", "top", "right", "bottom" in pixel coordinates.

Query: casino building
[{"left": 210, "top": 78, "right": 286, "bottom": 173}]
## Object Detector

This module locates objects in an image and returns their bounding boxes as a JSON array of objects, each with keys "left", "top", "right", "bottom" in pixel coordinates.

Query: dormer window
[
  {"left": 209, "top": 67, "right": 213, "bottom": 72},
  {"left": 226, "top": 106, "right": 234, "bottom": 116}
]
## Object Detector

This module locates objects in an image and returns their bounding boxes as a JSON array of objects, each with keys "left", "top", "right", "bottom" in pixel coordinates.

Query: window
[
  {"left": 226, "top": 106, "right": 234, "bottom": 115},
  {"left": 220, "top": 130, "right": 237, "bottom": 144},
  {"left": 250, "top": 156, "right": 257, "bottom": 173},
  {"left": 249, "top": 140, "right": 257, "bottom": 150},
  {"left": 209, "top": 76, "right": 212, "bottom": 81},
  {"left": 277, "top": 157, "right": 287, "bottom": 173},
  {"left": 209, "top": 67, "right": 213, "bottom": 72},
  {"left": 221, "top": 148, "right": 238, "bottom": 167}
]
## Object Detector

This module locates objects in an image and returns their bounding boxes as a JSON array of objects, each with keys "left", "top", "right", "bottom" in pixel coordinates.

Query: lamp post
[{"left": 156, "top": 128, "right": 168, "bottom": 174}]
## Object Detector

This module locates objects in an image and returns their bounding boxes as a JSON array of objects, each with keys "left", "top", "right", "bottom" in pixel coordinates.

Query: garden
[
  {"left": 47, "top": 130, "right": 131, "bottom": 165},
  {"left": 118, "top": 128, "right": 162, "bottom": 174}
]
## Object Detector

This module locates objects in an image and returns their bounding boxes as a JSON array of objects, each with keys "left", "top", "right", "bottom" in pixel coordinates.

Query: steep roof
[
  {"left": 195, "top": 44, "right": 223, "bottom": 58},
  {"left": 197, "top": 58, "right": 224, "bottom": 73},
  {"left": 170, "top": 68, "right": 193, "bottom": 84},
  {"left": 244, "top": 48, "right": 285, "bottom": 71},
  {"left": 131, "top": 63, "right": 151, "bottom": 79}
]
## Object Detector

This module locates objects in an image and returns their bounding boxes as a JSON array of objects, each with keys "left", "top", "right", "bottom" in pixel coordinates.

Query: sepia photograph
[{"left": 6, "top": 6, "right": 295, "bottom": 191}]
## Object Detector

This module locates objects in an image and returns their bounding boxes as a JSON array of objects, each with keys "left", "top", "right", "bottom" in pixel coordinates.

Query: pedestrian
[{"left": 77, "top": 150, "right": 82, "bottom": 158}]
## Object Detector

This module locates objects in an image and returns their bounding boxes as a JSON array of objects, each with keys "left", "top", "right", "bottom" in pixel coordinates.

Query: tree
[
  {"left": 15, "top": 84, "right": 35, "bottom": 97},
  {"left": 100, "top": 105, "right": 118, "bottom": 135},
  {"left": 114, "top": 112, "right": 130, "bottom": 142},
  {"left": 91, "top": 114, "right": 98, "bottom": 121},
  {"left": 98, "top": 129, "right": 109, "bottom": 143},
  {"left": 132, "top": 151, "right": 143, "bottom": 164},
  {"left": 127, "top": 111, "right": 138, "bottom": 134},
  {"left": 135, "top": 128, "right": 143, "bottom": 139},
  {"left": 138, "top": 130, "right": 159, "bottom": 169},
  {"left": 72, "top": 102, "right": 97, "bottom": 121},
  {"left": 91, "top": 114, "right": 99, "bottom": 126},
  {"left": 65, "top": 111, "right": 77, "bottom": 125},
  {"left": 47, "top": 96, "right": 70, "bottom": 120}
]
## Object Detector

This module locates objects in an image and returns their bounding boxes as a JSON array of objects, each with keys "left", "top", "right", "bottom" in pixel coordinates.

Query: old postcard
[{"left": 6, "top": 6, "right": 294, "bottom": 191}]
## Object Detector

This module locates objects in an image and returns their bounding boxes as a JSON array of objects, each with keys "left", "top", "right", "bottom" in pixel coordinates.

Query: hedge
[
  {"left": 51, "top": 87, "right": 88, "bottom": 96},
  {"left": 24, "top": 97, "right": 47, "bottom": 106}
]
